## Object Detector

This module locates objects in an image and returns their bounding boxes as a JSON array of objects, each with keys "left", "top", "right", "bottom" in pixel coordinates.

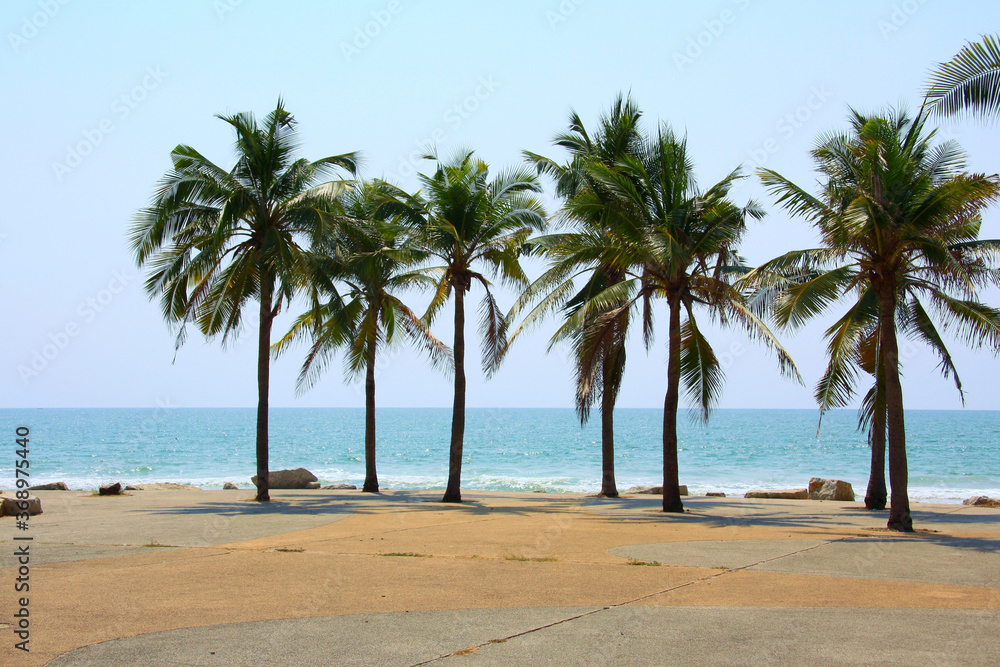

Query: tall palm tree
[
  {"left": 130, "top": 100, "right": 358, "bottom": 501},
  {"left": 755, "top": 107, "right": 1000, "bottom": 530},
  {"left": 273, "top": 181, "right": 450, "bottom": 493},
  {"left": 925, "top": 34, "right": 1000, "bottom": 120},
  {"left": 510, "top": 94, "right": 643, "bottom": 497},
  {"left": 576, "top": 124, "right": 799, "bottom": 513},
  {"left": 387, "top": 151, "right": 546, "bottom": 503}
]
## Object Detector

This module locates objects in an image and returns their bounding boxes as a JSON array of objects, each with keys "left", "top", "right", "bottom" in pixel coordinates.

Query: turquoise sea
[{"left": 2, "top": 408, "right": 998, "bottom": 503}]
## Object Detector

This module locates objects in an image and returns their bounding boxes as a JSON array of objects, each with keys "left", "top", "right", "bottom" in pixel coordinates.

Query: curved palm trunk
[
  {"left": 880, "top": 286, "right": 913, "bottom": 531},
  {"left": 443, "top": 284, "right": 467, "bottom": 503},
  {"left": 662, "top": 295, "right": 684, "bottom": 513},
  {"left": 254, "top": 277, "right": 272, "bottom": 502},
  {"left": 363, "top": 334, "right": 379, "bottom": 493},
  {"left": 599, "top": 354, "right": 618, "bottom": 497},
  {"left": 865, "top": 363, "right": 888, "bottom": 510}
]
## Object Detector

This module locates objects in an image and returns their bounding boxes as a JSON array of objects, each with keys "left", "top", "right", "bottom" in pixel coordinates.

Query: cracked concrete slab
[{"left": 47, "top": 606, "right": 1000, "bottom": 667}]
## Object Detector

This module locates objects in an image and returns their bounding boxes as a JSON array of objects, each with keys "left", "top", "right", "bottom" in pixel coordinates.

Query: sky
[{"left": 4, "top": 0, "right": 1000, "bottom": 413}]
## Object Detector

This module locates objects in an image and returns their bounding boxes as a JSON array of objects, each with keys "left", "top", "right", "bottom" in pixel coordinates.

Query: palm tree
[
  {"left": 387, "top": 150, "right": 546, "bottom": 503},
  {"left": 755, "top": 107, "right": 1000, "bottom": 530},
  {"left": 510, "top": 94, "right": 644, "bottom": 497},
  {"left": 273, "top": 180, "right": 450, "bottom": 493},
  {"left": 576, "top": 124, "right": 799, "bottom": 513},
  {"left": 130, "top": 100, "right": 358, "bottom": 501},
  {"left": 925, "top": 34, "right": 1000, "bottom": 120}
]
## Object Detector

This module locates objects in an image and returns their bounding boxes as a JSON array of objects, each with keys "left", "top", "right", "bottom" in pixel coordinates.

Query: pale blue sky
[{"left": 4, "top": 0, "right": 999, "bottom": 411}]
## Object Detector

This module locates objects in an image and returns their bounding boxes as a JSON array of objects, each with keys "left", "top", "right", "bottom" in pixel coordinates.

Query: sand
[{"left": 2, "top": 488, "right": 998, "bottom": 666}]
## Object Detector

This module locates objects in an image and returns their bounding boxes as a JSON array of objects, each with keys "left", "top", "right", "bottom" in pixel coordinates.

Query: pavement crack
[
  {"left": 732, "top": 537, "right": 849, "bottom": 573},
  {"left": 411, "top": 539, "right": 854, "bottom": 664}
]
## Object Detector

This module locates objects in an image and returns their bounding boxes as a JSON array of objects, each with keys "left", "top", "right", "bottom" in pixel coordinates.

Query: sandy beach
[{"left": 3, "top": 488, "right": 998, "bottom": 666}]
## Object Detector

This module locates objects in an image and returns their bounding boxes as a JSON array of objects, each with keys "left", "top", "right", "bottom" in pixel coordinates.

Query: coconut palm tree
[
  {"left": 130, "top": 100, "right": 358, "bottom": 501},
  {"left": 576, "top": 124, "right": 799, "bottom": 513},
  {"left": 925, "top": 34, "right": 1000, "bottom": 120},
  {"left": 274, "top": 180, "right": 451, "bottom": 493},
  {"left": 510, "top": 94, "right": 644, "bottom": 497},
  {"left": 755, "top": 107, "right": 1000, "bottom": 530},
  {"left": 387, "top": 151, "right": 546, "bottom": 503}
]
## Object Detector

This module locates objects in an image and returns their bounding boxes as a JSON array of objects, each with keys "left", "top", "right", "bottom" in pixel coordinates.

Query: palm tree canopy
[
  {"left": 510, "top": 94, "right": 644, "bottom": 423},
  {"left": 925, "top": 34, "right": 1000, "bottom": 120},
  {"left": 750, "top": 107, "right": 1000, "bottom": 414},
  {"left": 272, "top": 180, "right": 450, "bottom": 391},
  {"left": 387, "top": 150, "right": 547, "bottom": 376},
  {"left": 129, "top": 99, "right": 359, "bottom": 346},
  {"left": 568, "top": 123, "right": 800, "bottom": 420}
]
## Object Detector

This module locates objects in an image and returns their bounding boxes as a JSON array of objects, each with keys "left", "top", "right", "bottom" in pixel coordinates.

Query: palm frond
[{"left": 925, "top": 34, "right": 1000, "bottom": 120}]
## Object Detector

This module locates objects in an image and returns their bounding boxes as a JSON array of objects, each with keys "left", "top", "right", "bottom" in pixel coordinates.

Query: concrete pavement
[{"left": 1, "top": 489, "right": 996, "bottom": 666}]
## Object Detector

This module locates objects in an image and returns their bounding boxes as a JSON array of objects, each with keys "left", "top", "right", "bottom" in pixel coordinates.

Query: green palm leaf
[{"left": 925, "top": 34, "right": 1000, "bottom": 120}]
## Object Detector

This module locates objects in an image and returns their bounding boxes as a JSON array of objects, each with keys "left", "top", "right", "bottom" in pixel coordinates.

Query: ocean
[{"left": 2, "top": 408, "right": 998, "bottom": 504}]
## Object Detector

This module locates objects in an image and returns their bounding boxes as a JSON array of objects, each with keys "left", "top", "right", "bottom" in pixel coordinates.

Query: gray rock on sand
[
  {"left": 323, "top": 484, "right": 357, "bottom": 490},
  {"left": 124, "top": 485, "right": 140, "bottom": 491},
  {"left": 223, "top": 482, "right": 239, "bottom": 490},
  {"left": 304, "top": 482, "right": 321, "bottom": 489},
  {"left": 808, "top": 477, "right": 856, "bottom": 501},
  {"left": 744, "top": 489, "right": 810, "bottom": 500},
  {"left": 28, "top": 481, "right": 68, "bottom": 491},
  {"left": 706, "top": 492, "right": 726, "bottom": 497},
  {"left": 624, "top": 485, "right": 688, "bottom": 496},
  {"left": 1, "top": 496, "right": 42, "bottom": 516},
  {"left": 99, "top": 483, "right": 123, "bottom": 496},
  {"left": 251, "top": 468, "right": 318, "bottom": 490},
  {"left": 963, "top": 496, "right": 1000, "bottom": 508}
]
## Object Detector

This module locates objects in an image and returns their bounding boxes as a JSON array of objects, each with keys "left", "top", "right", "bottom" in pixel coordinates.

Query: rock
[
  {"left": 706, "top": 492, "right": 726, "bottom": 497},
  {"left": 99, "top": 483, "right": 122, "bottom": 496},
  {"left": 744, "top": 489, "right": 809, "bottom": 500},
  {"left": 124, "top": 485, "right": 140, "bottom": 491},
  {"left": 223, "top": 482, "right": 239, "bottom": 490},
  {"left": 323, "top": 483, "right": 357, "bottom": 490},
  {"left": 28, "top": 482, "right": 68, "bottom": 491},
  {"left": 251, "top": 468, "right": 318, "bottom": 490},
  {"left": 624, "top": 485, "right": 688, "bottom": 496},
  {"left": 304, "top": 482, "right": 321, "bottom": 489},
  {"left": 963, "top": 496, "right": 1000, "bottom": 508},
  {"left": 532, "top": 489, "right": 547, "bottom": 493},
  {"left": 1, "top": 496, "right": 42, "bottom": 516},
  {"left": 808, "top": 478, "right": 856, "bottom": 501}
]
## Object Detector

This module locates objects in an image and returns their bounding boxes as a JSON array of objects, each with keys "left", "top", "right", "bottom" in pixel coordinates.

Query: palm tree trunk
[
  {"left": 865, "top": 409, "right": 888, "bottom": 510},
  {"left": 865, "top": 363, "right": 888, "bottom": 510},
  {"left": 880, "top": 285, "right": 913, "bottom": 531},
  {"left": 662, "top": 295, "right": 684, "bottom": 513},
  {"left": 363, "top": 333, "right": 379, "bottom": 493},
  {"left": 443, "top": 283, "right": 466, "bottom": 503},
  {"left": 254, "top": 276, "right": 272, "bottom": 502},
  {"left": 599, "top": 353, "right": 618, "bottom": 497}
]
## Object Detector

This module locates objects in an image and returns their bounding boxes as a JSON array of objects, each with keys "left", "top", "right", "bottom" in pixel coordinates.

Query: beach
[
  {"left": 6, "top": 408, "right": 999, "bottom": 503},
  {"left": 3, "top": 487, "right": 998, "bottom": 666}
]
